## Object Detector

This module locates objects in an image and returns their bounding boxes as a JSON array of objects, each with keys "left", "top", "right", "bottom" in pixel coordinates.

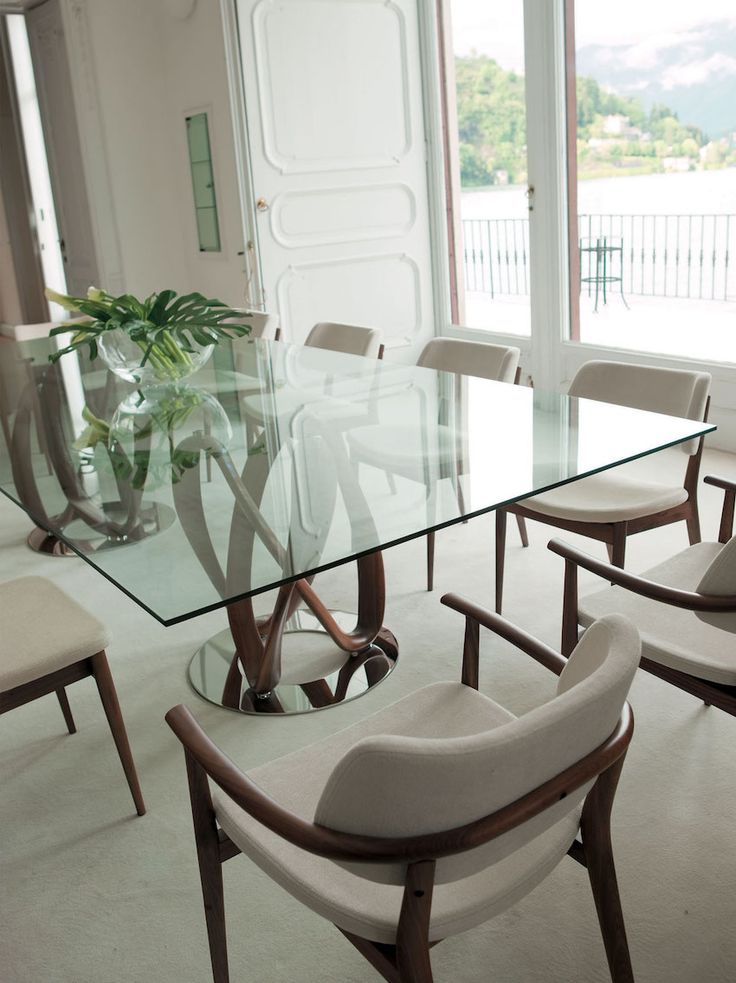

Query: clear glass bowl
[
  {"left": 98, "top": 327, "right": 214, "bottom": 385},
  {"left": 108, "top": 386, "right": 232, "bottom": 491}
]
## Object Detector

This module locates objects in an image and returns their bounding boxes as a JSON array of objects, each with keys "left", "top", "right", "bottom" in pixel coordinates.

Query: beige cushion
[
  {"left": 418, "top": 338, "right": 520, "bottom": 384},
  {"left": 214, "top": 615, "right": 639, "bottom": 942},
  {"left": 522, "top": 471, "right": 688, "bottom": 523},
  {"left": 696, "top": 534, "right": 736, "bottom": 596},
  {"left": 214, "top": 681, "right": 579, "bottom": 943},
  {"left": 518, "top": 359, "right": 710, "bottom": 522},
  {"left": 347, "top": 422, "right": 456, "bottom": 480},
  {"left": 569, "top": 360, "right": 710, "bottom": 457},
  {"left": 579, "top": 541, "right": 736, "bottom": 685},
  {"left": 306, "top": 322, "right": 382, "bottom": 358},
  {"left": 347, "top": 339, "right": 520, "bottom": 480},
  {"left": 0, "top": 576, "right": 110, "bottom": 691}
]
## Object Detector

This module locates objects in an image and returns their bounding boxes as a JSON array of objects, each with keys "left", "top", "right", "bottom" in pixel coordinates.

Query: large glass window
[
  {"left": 573, "top": 0, "right": 736, "bottom": 363},
  {"left": 446, "top": 1, "right": 531, "bottom": 336}
]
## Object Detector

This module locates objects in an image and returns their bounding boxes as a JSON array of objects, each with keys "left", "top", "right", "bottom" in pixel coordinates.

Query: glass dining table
[{"left": 0, "top": 334, "right": 715, "bottom": 714}]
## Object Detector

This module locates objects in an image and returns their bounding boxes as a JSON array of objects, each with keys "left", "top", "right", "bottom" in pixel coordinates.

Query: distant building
[
  {"left": 603, "top": 114, "right": 629, "bottom": 136},
  {"left": 662, "top": 156, "right": 691, "bottom": 173}
]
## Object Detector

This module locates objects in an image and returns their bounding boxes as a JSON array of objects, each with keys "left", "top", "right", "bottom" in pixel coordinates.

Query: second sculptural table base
[{"left": 27, "top": 501, "right": 176, "bottom": 556}]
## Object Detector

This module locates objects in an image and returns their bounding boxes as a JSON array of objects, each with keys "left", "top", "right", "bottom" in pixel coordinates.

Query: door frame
[{"left": 219, "top": 0, "right": 264, "bottom": 311}]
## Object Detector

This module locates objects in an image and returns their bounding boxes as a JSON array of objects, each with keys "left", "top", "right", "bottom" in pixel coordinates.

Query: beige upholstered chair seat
[
  {"left": 578, "top": 541, "right": 736, "bottom": 685},
  {"left": 523, "top": 471, "right": 689, "bottom": 524},
  {"left": 214, "top": 680, "right": 581, "bottom": 944},
  {"left": 0, "top": 576, "right": 111, "bottom": 691},
  {"left": 348, "top": 422, "right": 458, "bottom": 479}
]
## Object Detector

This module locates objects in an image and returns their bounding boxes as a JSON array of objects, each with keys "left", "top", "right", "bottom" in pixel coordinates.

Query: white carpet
[{"left": 2, "top": 446, "right": 735, "bottom": 983}]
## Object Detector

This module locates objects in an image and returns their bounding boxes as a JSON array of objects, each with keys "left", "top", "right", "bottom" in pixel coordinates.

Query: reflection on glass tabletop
[{"left": 0, "top": 335, "right": 715, "bottom": 624}]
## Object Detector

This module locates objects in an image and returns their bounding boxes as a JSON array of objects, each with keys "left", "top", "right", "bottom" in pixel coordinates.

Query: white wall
[{"left": 65, "top": 0, "right": 246, "bottom": 305}]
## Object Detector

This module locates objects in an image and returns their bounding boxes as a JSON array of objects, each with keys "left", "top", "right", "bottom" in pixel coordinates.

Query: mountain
[{"left": 576, "top": 20, "right": 736, "bottom": 139}]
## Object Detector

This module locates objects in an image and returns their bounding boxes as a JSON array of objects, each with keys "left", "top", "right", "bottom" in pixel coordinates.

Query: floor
[
  {"left": 465, "top": 291, "right": 736, "bottom": 365},
  {"left": 1, "top": 445, "right": 736, "bottom": 983}
]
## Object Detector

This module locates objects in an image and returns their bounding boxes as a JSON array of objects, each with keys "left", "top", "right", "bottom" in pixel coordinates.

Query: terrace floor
[{"left": 464, "top": 291, "right": 736, "bottom": 364}]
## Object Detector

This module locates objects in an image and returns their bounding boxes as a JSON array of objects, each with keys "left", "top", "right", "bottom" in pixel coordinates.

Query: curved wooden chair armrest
[
  {"left": 704, "top": 475, "right": 736, "bottom": 543},
  {"left": 441, "top": 592, "right": 567, "bottom": 676},
  {"left": 703, "top": 474, "right": 736, "bottom": 493},
  {"left": 166, "top": 702, "right": 633, "bottom": 864},
  {"left": 548, "top": 538, "right": 736, "bottom": 612}
]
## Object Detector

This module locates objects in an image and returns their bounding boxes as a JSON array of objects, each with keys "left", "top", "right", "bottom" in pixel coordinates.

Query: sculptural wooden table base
[{"left": 187, "top": 551, "right": 398, "bottom": 715}]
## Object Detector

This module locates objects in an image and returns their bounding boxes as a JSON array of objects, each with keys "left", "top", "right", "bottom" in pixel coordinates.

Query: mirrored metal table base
[
  {"left": 188, "top": 609, "right": 398, "bottom": 715},
  {"left": 27, "top": 501, "right": 176, "bottom": 556}
]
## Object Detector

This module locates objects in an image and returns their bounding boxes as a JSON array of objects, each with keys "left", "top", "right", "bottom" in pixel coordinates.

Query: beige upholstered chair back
[
  {"left": 243, "top": 310, "right": 278, "bottom": 339},
  {"left": 569, "top": 360, "right": 711, "bottom": 456},
  {"left": 223, "top": 311, "right": 279, "bottom": 375},
  {"left": 418, "top": 337, "right": 520, "bottom": 384},
  {"left": 315, "top": 614, "right": 640, "bottom": 885},
  {"left": 305, "top": 322, "right": 382, "bottom": 358},
  {"left": 697, "top": 535, "right": 736, "bottom": 595},
  {"left": 695, "top": 535, "right": 736, "bottom": 632}
]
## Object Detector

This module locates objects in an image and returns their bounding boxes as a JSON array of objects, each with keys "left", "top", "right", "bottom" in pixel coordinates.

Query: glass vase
[{"left": 98, "top": 327, "right": 214, "bottom": 385}]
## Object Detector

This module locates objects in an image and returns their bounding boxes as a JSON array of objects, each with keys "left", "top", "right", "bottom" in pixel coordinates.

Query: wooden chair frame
[
  {"left": 495, "top": 399, "right": 710, "bottom": 613},
  {"left": 549, "top": 473, "right": 736, "bottom": 716},
  {"left": 0, "top": 650, "right": 145, "bottom": 816},
  {"left": 167, "top": 593, "right": 635, "bottom": 983}
]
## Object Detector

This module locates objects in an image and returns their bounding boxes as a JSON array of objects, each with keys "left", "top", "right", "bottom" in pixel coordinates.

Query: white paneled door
[{"left": 236, "top": 0, "right": 437, "bottom": 354}]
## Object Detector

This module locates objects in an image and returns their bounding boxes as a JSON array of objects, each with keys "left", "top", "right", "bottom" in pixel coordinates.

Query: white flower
[
  {"left": 87, "top": 286, "right": 105, "bottom": 301},
  {"left": 44, "top": 287, "right": 77, "bottom": 311}
]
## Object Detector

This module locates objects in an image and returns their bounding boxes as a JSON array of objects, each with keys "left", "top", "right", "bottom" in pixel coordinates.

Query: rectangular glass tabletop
[{"left": 0, "top": 335, "right": 715, "bottom": 625}]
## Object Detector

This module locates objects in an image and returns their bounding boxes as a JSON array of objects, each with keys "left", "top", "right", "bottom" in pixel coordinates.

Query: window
[
  {"left": 572, "top": 0, "right": 736, "bottom": 364},
  {"left": 185, "top": 112, "right": 221, "bottom": 253}
]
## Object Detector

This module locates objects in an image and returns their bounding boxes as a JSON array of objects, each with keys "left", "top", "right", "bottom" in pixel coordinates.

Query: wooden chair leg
[
  {"left": 495, "top": 509, "right": 507, "bottom": 614},
  {"left": 610, "top": 524, "right": 627, "bottom": 568},
  {"left": 581, "top": 758, "right": 634, "bottom": 983},
  {"left": 185, "top": 749, "right": 231, "bottom": 983},
  {"left": 90, "top": 652, "right": 146, "bottom": 816},
  {"left": 686, "top": 505, "right": 701, "bottom": 545},
  {"left": 396, "top": 861, "right": 435, "bottom": 983},
  {"left": 515, "top": 514, "right": 529, "bottom": 547},
  {"left": 426, "top": 531, "right": 435, "bottom": 592},
  {"left": 55, "top": 687, "right": 77, "bottom": 734}
]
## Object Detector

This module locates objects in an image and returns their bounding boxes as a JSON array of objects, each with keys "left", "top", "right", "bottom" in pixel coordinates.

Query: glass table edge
[{"left": 0, "top": 419, "right": 715, "bottom": 627}]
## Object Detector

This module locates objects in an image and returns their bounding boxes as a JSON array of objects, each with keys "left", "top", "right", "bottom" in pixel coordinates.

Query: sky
[{"left": 451, "top": 0, "right": 736, "bottom": 70}]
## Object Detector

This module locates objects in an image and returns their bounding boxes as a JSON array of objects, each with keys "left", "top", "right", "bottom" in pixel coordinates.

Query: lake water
[
  {"left": 461, "top": 167, "right": 736, "bottom": 302},
  {"left": 461, "top": 167, "right": 736, "bottom": 220}
]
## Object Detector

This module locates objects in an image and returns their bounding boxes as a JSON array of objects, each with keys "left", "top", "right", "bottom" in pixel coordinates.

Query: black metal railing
[{"left": 462, "top": 214, "right": 736, "bottom": 302}]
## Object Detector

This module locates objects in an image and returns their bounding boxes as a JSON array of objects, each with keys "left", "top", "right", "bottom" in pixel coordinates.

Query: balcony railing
[{"left": 462, "top": 214, "right": 736, "bottom": 302}]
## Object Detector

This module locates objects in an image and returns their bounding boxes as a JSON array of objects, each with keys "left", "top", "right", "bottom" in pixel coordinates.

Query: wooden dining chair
[
  {"left": 304, "top": 320, "right": 382, "bottom": 358},
  {"left": 167, "top": 596, "right": 640, "bottom": 983},
  {"left": 549, "top": 474, "right": 736, "bottom": 717},
  {"left": 0, "top": 576, "right": 145, "bottom": 816},
  {"left": 347, "top": 337, "right": 521, "bottom": 590},
  {"left": 495, "top": 360, "right": 711, "bottom": 612}
]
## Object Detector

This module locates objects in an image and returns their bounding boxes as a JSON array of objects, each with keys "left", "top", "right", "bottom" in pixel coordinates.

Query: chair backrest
[
  {"left": 224, "top": 311, "right": 279, "bottom": 374},
  {"left": 242, "top": 310, "right": 278, "bottom": 340},
  {"left": 569, "top": 360, "right": 711, "bottom": 456},
  {"left": 697, "top": 535, "right": 736, "bottom": 595},
  {"left": 314, "top": 613, "right": 640, "bottom": 885},
  {"left": 305, "top": 322, "right": 382, "bottom": 359},
  {"left": 418, "top": 337, "right": 520, "bottom": 383},
  {"left": 695, "top": 535, "right": 736, "bottom": 632}
]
